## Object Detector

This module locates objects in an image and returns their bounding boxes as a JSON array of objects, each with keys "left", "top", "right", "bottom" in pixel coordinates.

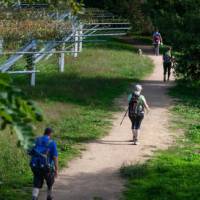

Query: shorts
[
  {"left": 129, "top": 114, "right": 144, "bottom": 130},
  {"left": 32, "top": 167, "right": 55, "bottom": 189}
]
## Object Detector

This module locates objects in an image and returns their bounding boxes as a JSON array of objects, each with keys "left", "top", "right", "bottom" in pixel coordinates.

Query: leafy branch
[{"left": 0, "top": 73, "right": 43, "bottom": 149}]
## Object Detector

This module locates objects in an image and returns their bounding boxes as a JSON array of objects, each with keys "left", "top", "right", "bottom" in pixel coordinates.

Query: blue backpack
[{"left": 29, "top": 137, "right": 52, "bottom": 169}]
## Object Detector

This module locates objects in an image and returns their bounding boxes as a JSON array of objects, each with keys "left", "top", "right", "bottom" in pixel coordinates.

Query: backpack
[
  {"left": 128, "top": 94, "right": 144, "bottom": 118},
  {"left": 29, "top": 137, "right": 52, "bottom": 170},
  {"left": 153, "top": 34, "right": 160, "bottom": 44},
  {"left": 163, "top": 53, "right": 171, "bottom": 63}
]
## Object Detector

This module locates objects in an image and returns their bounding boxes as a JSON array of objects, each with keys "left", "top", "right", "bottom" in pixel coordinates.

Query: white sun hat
[{"left": 134, "top": 84, "right": 143, "bottom": 95}]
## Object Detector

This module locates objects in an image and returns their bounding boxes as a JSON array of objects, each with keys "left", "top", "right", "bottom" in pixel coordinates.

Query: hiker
[
  {"left": 128, "top": 84, "right": 150, "bottom": 145},
  {"left": 163, "top": 47, "right": 172, "bottom": 82},
  {"left": 29, "top": 128, "right": 58, "bottom": 200},
  {"left": 153, "top": 29, "right": 162, "bottom": 56}
]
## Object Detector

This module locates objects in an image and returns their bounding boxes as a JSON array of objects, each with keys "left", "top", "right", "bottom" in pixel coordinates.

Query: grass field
[
  {"left": 121, "top": 80, "right": 200, "bottom": 200},
  {"left": 0, "top": 38, "right": 153, "bottom": 199}
]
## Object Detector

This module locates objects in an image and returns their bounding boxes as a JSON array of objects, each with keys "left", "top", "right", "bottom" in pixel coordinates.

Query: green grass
[
  {"left": 0, "top": 38, "right": 153, "bottom": 199},
  {"left": 121, "top": 80, "right": 200, "bottom": 200}
]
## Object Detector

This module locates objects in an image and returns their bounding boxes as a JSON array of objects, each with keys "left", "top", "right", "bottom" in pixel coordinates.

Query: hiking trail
[{"left": 40, "top": 40, "right": 175, "bottom": 200}]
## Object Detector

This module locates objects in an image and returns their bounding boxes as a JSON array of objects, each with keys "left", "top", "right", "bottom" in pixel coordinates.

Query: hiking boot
[
  {"left": 133, "top": 140, "right": 139, "bottom": 145},
  {"left": 47, "top": 196, "right": 53, "bottom": 200}
]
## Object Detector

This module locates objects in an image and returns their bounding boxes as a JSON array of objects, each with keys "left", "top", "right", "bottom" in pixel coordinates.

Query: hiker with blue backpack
[
  {"left": 153, "top": 29, "right": 163, "bottom": 56},
  {"left": 29, "top": 128, "right": 58, "bottom": 200},
  {"left": 128, "top": 84, "right": 150, "bottom": 145},
  {"left": 163, "top": 47, "right": 173, "bottom": 82}
]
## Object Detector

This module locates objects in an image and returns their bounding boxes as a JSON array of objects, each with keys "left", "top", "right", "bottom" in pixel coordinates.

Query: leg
[
  {"left": 156, "top": 44, "right": 160, "bottom": 56},
  {"left": 45, "top": 169, "right": 55, "bottom": 200},
  {"left": 130, "top": 116, "right": 137, "bottom": 142},
  {"left": 32, "top": 168, "right": 44, "bottom": 200},
  {"left": 134, "top": 114, "right": 144, "bottom": 144},
  {"left": 163, "top": 63, "right": 167, "bottom": 82},
  {"left": 167, "top": 63, "right": 172, "bottom": 81},
  {"left": 154, "top": 44, "right": 159, "bottom": 56}
]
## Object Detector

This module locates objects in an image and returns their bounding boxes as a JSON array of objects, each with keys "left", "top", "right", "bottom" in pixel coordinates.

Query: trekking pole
[{"left": 120, "top": 108, "right": 128, "bottom": 126}]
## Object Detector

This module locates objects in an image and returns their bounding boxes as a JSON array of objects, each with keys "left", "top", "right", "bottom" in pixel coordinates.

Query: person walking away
[
  {"left": 128, "top": 84, "right": 150, "bottom": 145},
  {"left": 163, "top": 47, "right": 172, "bottom": 82},
  {"left": 153, "top": 29, "right": 162, "bottom": 56},
  {"left": 29, "top": 128, "right": 58, "bottom": 200}
]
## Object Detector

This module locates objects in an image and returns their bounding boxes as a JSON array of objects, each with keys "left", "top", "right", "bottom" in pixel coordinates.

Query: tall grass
[
  {"left": 121, "top": 80, "right": 200, "bottom": 200},
  {"left": 0, "top": 38, "right": 153, "bottom": 199}
]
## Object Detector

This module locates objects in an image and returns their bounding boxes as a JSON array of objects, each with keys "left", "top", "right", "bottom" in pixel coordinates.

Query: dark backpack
[
  {"left": 29, "top": 137, "right": 52, "bottom": 170},
  {"left": 128, "top": 94, "right": 144, "bottom": 118},
  {"left": 154, "top": 35, "right": 160, "bottom": 44},
  {"left": 163, "top": 53, "right": 171, "bottom": 63}
]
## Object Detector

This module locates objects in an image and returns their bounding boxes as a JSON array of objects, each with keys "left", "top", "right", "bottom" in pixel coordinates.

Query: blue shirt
[{"left": 35, "top": 135, "right": 58, "bottom": 164}]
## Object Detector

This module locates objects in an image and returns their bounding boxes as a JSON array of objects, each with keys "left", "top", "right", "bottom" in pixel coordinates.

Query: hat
[{"left": 134, "top": 84, "right": 142, "bottom": 92}]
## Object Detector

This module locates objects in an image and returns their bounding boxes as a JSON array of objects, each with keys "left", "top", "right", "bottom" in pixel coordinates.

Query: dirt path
[{"left": 40, "top": 44, "right": 174, "bottom": 200}]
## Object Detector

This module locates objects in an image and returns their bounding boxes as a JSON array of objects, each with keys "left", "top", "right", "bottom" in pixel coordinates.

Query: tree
[
  {"left": 143, "top": 0, "right": 200, "bottom": 81},
  {"left": 0, "top": 73, "right": 43, "bottom": 149}
]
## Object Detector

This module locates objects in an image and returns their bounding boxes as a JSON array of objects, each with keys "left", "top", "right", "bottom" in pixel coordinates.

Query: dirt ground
[{"left": 39, "top": 43, "right": 175, "bottom": 200}]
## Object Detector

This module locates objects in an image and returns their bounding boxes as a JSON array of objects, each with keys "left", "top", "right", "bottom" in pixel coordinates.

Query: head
[
  {"left": 44, "top": 127, "right": 53, "bottom": 137},
  {"left": 134, "top": 84, "right": 143, "bottom": 96},
  {"left": 168, "top": 47, "right": 172, "bottom": 51}
]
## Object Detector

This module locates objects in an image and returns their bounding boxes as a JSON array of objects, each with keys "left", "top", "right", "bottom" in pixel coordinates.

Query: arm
[
  {"left": 144, "top": 101, "right": 150, "bottom": 112},
  {"left": 53, "top": 156, "right": 58, "bottom": 177},
  {"left": 159, "top": 33, "right": 163, "bottom": 43},
  {"left": 142, "top": 96, "right": 150, "bottom": 112}
]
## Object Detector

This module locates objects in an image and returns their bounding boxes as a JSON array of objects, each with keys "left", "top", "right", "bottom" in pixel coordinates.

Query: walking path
[{"left": 40, "top": 42, "right": 174, "bottom": 200}]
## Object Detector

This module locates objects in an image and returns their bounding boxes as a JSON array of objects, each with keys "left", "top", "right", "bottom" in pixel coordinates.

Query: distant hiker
[
  {"left": 163, "top": 47, "right": 172, "bottom": 82},
  {"left": 138, "top": 48, "right": 143, "bottom": 55},
  {"left": 153, "top": 29, "right": 163, "bottom": 56},
  {"left": 29, "top": 128, "right": 58, "bottom": 200},
  {"left": 128, "top": 84, "right": 150, "bottom": 145}
]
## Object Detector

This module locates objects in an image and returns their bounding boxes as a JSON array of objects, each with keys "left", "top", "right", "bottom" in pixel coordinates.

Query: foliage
[
  {"left": 84, "top": 0, "right": 152, "bottom": 33},
  {"left": 0, "top": 73, "right": 43, "bottom": 149},
  {"left": 143, "top": 0, "right": 200, "bottom": 81},
  {"left": 121, "top": 80, "right": 200, "bottom": 200},
  {"left": 0, "top": 19, "right": 71, "bottom": 44}
]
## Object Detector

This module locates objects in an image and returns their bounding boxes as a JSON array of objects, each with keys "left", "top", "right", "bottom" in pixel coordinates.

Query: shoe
[
  {"left": 32, "top": 197, "right": 38, "bottom": 200},
  {"left": 133, "top": 141, "right": 139, "bottom": 145},
  {"left": 47, "top": 196, "right": 53, "bottom": 200}
]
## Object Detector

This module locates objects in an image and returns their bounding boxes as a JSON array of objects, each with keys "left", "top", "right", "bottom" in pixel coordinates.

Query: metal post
[
  {"left": 30, "top": 41, "right": 37, "bottom": 87},
  {"left": 0, "top": 38, "right": 3, "bottom": 54},
  {"left": 74, "top": 29, "right": 79, "bottom": 58},
  {"left": 59, "top": 43, "right": 65, "bottom": 72},
  {"left": 79, "top": 23, "right": 83, "bottom": 52}
]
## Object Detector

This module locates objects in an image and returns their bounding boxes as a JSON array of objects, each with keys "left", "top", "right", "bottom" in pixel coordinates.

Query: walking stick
[{"left": 120, "top": 108, "right": 128, "bottom": 126}]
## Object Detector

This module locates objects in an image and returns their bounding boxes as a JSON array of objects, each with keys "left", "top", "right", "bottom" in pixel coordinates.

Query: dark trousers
[
  {"left": 32, "top": 167, "right": 55, "bottom": 190},
  {"left": 163, "top": 62, "right": 172, "bottom": 80},
  {"left": 154, "top": 44, "right": 160, "bottom": 55},
  {"left": 129, "top": 114, "right": 144, "bottom": 130}
]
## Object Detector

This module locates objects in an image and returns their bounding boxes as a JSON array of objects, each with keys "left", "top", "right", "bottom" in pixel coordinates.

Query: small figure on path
[
  {"left": 29, "top": 128, "right": 58, "bottom": 200},
  {"left": 153, "top": 29, "right": 163, "bottom": 56},
  {"left": 128, "top": 84, "right": 150, "bottom": 145},
  {"left": 138, "top": 48, "right": 143, "bottom": 55},
  {"left": 163, "top": 47, "right": 173, "bottom": 82}
]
